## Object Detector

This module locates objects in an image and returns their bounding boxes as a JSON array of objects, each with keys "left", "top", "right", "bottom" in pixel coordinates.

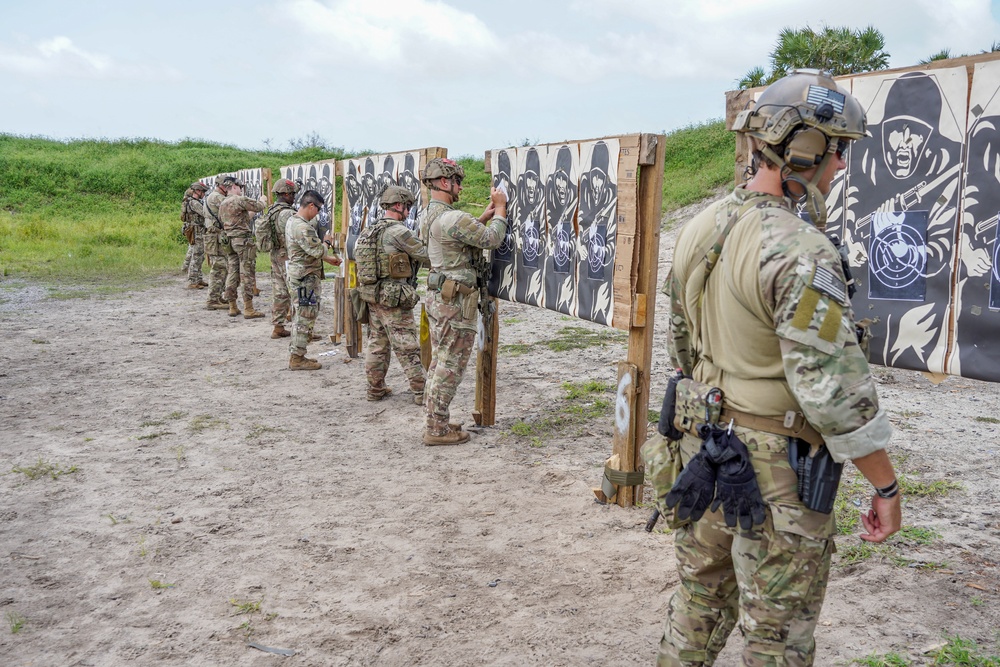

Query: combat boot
[
  {"left": 187, "top": 283, "right": 204, "bottom": 290},
  {"left": 197, "top": 280, "right": 209, "bottom": 287},
  {"left": 367, "top": 385, "right": 393, "bottom": 401},
  {"left": 243, "top": 297, "right": 265, "bottom": 320},
  {"left": 271, "top": 325, "right": 291, "bottom": 339},
  {"left": 410, "top": 381, "right": 425, "bottom": 406},
  {"left": 206, "top": 299, "right": 228, "bottom": 310},
  {"left": 289, "top": 354, "right": 322, "bottom": 371},
  {"left": 423, "top": 428, "right": 470, "bottom": 446},
  {"left": 228, "top": 300, "right": 241, "bottom": 317},
  {"left": 252, "top": 286, "right": 261, "bottom": 296}
]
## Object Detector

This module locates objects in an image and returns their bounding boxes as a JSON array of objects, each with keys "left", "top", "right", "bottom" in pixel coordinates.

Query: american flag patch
[
  {"left": 806, "top": 85, "right": 845, "bottom": 114},
  {"left": 810, "top": 264, "right": 848, "bottom": 304}
]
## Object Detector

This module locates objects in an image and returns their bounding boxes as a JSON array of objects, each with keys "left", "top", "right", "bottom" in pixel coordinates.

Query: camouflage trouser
[
  {"left": 183, "top": 240, "right": 193, "bottom": 271},
  {"left": 205, "top": 231, "right": 228, "bottom": 303},
  {"left": 247, "top": 243, "right": 258, "bottom": 292},
  {"left": 366, "top": 303, "right": 425, "bottom": 393},
  {"left": 424, "top": 291, "right": 476, "bottom": 434},
  {"left": 225, "top": 237, "right": 255, "bottom": 302},
  {"left": 186, "top": 226, "right": 206, "bottom": 285},
  {"left": 287, "top": 273, "right": 322, "bottom": 356},
  {"left": 270, "top": 249, "right": 290, "bottom": 325},
  {"left": 658, "top": 431, "right": 834, "bottom": 667}
]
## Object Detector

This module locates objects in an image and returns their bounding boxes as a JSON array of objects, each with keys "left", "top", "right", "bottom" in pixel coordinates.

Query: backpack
[
  {"left": 354, "top": 219, "right": 390, "bottom": 287},
  {"left": 254, "top": 203, "right": 291, "bottom": 252}
]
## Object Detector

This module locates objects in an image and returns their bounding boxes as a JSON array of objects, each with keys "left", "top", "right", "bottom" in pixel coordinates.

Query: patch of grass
[
  {"left": 545, "top": 326, "right": 625, "bottom": 352},
  {"left": 6, "top": 611, "right": 25, "bottom": 634},
  {"left": 853, "top": 652, "right": 911, "bottom": 667},
  {"left": 896, "top": 525, "right": 941, "bottom": 546},
  {"left": 172, "top": 445, "right": 186, "bottom": 465},
  {"left": 189, "top": 414, "right": 227, "bottom": 432},
  {"left": 140, "top": 419, "right": 166, "bottom": 427},
  {"left": 914, "top": 561, "right": 949, "bottom": 571},
  {"left": 929, "top": 635, "right": 1000, "bottom": 665},
  {"left": 230, "top": 598, "right": 263, "bottom": 615},
  {"left": 137, "top": 431, "right": 172, "bottom": 441},
  {"left": 837, "top": 542, "right": 910, "bottom": 568},
  {"left": 835, "top": 469, "right": 867, "bottom": 535},
  {"left": 899, "top": 474, "right": 963, "bottom": 498},
  {"left": 662, "top": 119, "right": 736, "bottom": 211},
  {"left": 562, "top": 379, "right": 610, "bottom": 399},
  {"left": 499, "top": 342, "right": 532, "bottom": 356},
  {"left": 974, "top": 416, "right": 1000, "bottom": 424},
  {"left": 137, "top": 534, "right": 148, "bottom": 558},
  {"left": 511, "top": 421, "right": 533, "bottom": 436},
  {"left": 30, "top": 338, "right": 48, "bottom": 344},
  {"left": 167, "top": 410, "right": 187, "bottom": 420},
  {"left": 246, "top": 423, "right": 280, "bottom": 440},
  {"left": 647, "top": 409, "right": 660, "bottom": 424},
  {"left": 149, "top": 579, "right": 176, "bottom": 590},
  {"left": 971, "top": 596, "right": 985, "bottom": 607},
  {"left": 502, "top": 316, "right": 525, "bottom": 324},
  {"left": 10, "top": 458, "right": 78, "bottom": 480}
]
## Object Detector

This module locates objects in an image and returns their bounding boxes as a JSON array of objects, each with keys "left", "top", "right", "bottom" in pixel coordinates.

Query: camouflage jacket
[
  {"left": 274, "top": 207, "right": 296, "bottom": 252},
  {"left": 182, "top": 195, "right": 206, "bottom": 227},
  {"left": 376, "top": 216, "right": 428, "bottom": 276},
  {"left": 220, "top": 195, "right": 265, "bottom": 238},
  {"left": 285, "top": 214, "right": 325, "bottom": 281},
  {"left": 667, "top": 185, "right": 891, "bottom": 463},
  {"left": 419, "top": 200, "right": 507, "bottom": 287},
  {"left": 204, "top": 188, "right": 227, "bottom": 232}
]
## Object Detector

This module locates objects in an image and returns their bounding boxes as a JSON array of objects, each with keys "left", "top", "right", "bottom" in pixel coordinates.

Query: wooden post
[
  {"left": 474, "top": 296, "right": 499, "bottom": 426},
  {"left": 612, "top": 133, "right": 665, "bottom": 508}
]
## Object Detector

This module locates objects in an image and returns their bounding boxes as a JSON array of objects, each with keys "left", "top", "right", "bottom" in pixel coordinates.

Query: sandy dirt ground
[{"left": 2, "top": 209, "right": 999, "bottom": 666}]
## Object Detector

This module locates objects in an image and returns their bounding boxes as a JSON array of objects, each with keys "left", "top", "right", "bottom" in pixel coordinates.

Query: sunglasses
[{"left": 836, "top": 139, "right": 850, "bottom": 159}]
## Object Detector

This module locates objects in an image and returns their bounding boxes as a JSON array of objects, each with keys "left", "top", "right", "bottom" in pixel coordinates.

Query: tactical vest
[
  {"left": 255, "top": 202, "right": 293, "bottom": 252},
  {"left": 355, "top": 219, "right": 391, "bottom": 287}
]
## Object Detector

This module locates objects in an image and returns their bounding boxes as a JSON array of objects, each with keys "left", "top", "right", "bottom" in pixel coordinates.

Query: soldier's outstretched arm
[
  {"left": 391, "top": 227, "right": 429, "bottom": 262},
  {"left": 447, "top": 211, "right": 508, "bottom": 250}
]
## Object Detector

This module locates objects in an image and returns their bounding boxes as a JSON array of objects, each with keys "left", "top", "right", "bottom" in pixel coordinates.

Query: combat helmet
[
  {"left": 732, "top": 69, "right": 866, "bottom": 227},
  {"left": 190, "top": 181, "right": 209, "bottom": 192},
  {"left": 272, "top": 178, "right": 299, "bottom": 195},
  {"left": 379, "top": 185, "right": 416, "bottom": 209},
  {"left": 421, "top": 157, "right": 465, "bottom": 184}
]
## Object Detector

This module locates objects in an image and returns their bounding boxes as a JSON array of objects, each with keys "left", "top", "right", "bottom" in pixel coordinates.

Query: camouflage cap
[
  {"left": 421, "top": 157, "right": 465, "bottom": 183},
  {"left": 190, "top": 181, "right": 209, "bottom": 192},
  {"left": 379, "top": 185, "right": 415, "bottom": 209},
  {"left": 272, "top": 178, "right": 299, "bottom": 195}
]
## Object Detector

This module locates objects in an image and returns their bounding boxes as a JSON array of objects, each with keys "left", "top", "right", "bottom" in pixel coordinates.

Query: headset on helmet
[
  {"left": 732, "top": 69, "right": 867, "bottom": 228},
  {"left": 379, "top": 185, "right": 415, "bottom": 209}
]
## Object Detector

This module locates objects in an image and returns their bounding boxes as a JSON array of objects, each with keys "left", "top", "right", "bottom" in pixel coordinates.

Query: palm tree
[{"left": 739, "top": 25, "right": 890, "bottom": 89}]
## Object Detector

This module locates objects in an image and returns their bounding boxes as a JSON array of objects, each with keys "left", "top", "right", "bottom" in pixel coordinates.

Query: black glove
[
  {"left": 709, "top": 427, "right": 767, "bottom": 530},
  {"left": 663, "top": 443, "right": 718, "bottom": 522}
]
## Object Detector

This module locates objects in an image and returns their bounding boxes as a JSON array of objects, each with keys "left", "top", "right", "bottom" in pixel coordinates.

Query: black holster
[
  {"left": 656, "top": 369, "right": 687, "bottom": 441},
  {"left": 787, "top": 438, "right": 843, "bottom": 514}
]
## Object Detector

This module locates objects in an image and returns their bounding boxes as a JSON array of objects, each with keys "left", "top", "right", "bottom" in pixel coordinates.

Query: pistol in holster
[
  {"left": 656, "top": 369, "right": 688, "bottom": 441},
  {"left": 787, "top": 437, "right": 843, "bottom": 514}
]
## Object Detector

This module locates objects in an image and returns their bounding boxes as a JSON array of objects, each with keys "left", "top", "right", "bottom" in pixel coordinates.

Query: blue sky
[{"left": 2, "top": 0, "right": 999, "bottom": 156}]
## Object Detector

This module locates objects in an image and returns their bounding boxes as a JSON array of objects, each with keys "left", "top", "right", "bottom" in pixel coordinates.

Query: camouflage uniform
[
  {"left": 285, "top": 213, "right": 326, "bottom": 356},
  {"left": 182, "top": 191, "right": 207, "bottom": 286},
  {"left": 265, "top": 203, "right": 295, "bottom": 326},
  {"left": 357, "top": 215, "right": 429, "bottom": 401},
  {"left": 220, "top": 195, "right": 265, "bottom": 303},
  {"left": 204, "top": 187, "right": 229, "bottom": 304},
  {"left": 659, "top": 186, "right": 892, "bottom": 666},
  {"left": 420, "top": 200, "right": 507, "bottom": 435}
]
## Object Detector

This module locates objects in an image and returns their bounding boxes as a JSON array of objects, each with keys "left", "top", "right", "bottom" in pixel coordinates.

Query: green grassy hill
[{"left": 0, "top": 122, "right": 733, "bottom": 282}]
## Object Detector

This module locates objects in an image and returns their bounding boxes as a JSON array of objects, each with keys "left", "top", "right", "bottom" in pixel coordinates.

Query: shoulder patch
[{"left": 810, "top": 264, "right": 848, "bottom": 306}]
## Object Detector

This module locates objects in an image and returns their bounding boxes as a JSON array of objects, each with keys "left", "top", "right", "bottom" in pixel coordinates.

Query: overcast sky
[{"left": 2, "top": 0, "right": 999, "bottom": 157}]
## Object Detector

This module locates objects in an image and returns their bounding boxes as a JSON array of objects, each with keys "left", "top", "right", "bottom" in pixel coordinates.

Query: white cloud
[
  {"left": 0, "top": 36, "right": 179, "bottom": 81},
  {"left": 287, "top": 0, "right": 501, "bottom": 73}
]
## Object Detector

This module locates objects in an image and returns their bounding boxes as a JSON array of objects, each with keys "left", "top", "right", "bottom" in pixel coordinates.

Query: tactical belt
[
  {"left": 428, "top": 276, "right": 475, "bottom": 295},
  {"left": 719, "top": 407, "right": 824, "bottom": 448}
]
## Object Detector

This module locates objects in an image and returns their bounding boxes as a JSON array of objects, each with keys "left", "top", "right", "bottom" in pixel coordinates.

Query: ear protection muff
[{"left": 784, "top": 127, "right": 829, "bottom": 171}]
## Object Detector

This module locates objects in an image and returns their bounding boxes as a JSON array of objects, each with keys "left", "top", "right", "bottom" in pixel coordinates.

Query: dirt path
[{"left": 1, "top": 217, "right": 998, "bottom": 666}]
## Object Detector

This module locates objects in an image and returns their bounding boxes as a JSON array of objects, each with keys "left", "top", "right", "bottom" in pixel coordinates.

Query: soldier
[
  {"left": 220, "top": 179, "right": 266, "bottom": 319},
  {"left": 203, "top": 177, "right": 234, "bottom": 310},
  {"left": 181, "top": 182, "right": 209, "bottom": 289},
  {"left": 286, "top": 189, "right": 341, "bottom": 370},
  {"left": 657, "top": 70, "right": 901, "bottom": 665},
  {"left": 256, "top": 178, "right": 298, "bottom": 338},
  {"left": 419, "top": 158, "right": 508, "bottom": 445},
  {"left": 354, "top": 185, "right": 428, "bottom": 402}
]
